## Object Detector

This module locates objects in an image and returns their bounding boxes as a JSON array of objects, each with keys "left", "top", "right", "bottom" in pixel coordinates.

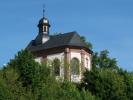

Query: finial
[{"left": 43, "top": 4, "right": 45, "bottom": 18}]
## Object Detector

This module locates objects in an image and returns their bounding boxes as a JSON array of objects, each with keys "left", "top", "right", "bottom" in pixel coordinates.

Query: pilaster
[
  {"left": 81, "top": 49, "right": 85, "bottom": 73},
  {"left": 64, "top": 48, "right": 70, "bottom": 80}
]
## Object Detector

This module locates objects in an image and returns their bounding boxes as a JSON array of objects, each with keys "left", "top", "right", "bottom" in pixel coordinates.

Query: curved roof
[{"left": 39, "top": 17, "right": 49, "bottom": 24}]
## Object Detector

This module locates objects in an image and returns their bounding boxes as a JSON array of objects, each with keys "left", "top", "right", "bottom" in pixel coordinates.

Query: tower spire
[
  {"left": 36, "top": 5, "right": 50, "bottom": 44},
  {"left": 43, "top": 4, "right": 45, "bottom": 18},
  {"left": 38, "top": 4, "right": 50, "bottom": 36}
]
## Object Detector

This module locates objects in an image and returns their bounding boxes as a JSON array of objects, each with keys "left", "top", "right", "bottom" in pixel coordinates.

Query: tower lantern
[
  {"left": 36, "top": 7, "right": 51, "bottom": 44},
  {"left": 38, "top": 16, "right": 50, "bottom": 35}
]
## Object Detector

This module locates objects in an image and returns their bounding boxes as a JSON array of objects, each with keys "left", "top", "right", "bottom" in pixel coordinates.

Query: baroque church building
[{"left": 26, "top": 14, "right": 92, "bottom": 82}]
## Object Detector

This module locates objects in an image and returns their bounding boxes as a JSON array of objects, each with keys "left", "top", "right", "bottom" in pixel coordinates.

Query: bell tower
[
  {"left": 38, "top": 17, "right": 50, "bottom": 35},
  {"left": 36, "top": 7, "right": 51, "bottom": 44}
]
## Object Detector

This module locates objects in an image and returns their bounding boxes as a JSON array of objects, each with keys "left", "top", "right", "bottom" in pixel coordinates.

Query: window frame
[
  {"left": 53, "top": 58, "right": 60, "bottom": 76},
  {"left": 70, "top": 57, "right": 80, "bottom": 75}
]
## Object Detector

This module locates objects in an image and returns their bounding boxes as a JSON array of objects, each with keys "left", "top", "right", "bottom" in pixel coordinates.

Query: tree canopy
[{"left": 0, "top": 50, "right": 95, "bottom": 100}]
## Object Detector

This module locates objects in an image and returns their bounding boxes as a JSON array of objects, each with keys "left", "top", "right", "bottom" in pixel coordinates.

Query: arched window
[
  {"left": 71, "top": 58, "right": 80, "bottom": 75},
  {"left": 53, "top": 58, "right": 60, "bottom": 76}
]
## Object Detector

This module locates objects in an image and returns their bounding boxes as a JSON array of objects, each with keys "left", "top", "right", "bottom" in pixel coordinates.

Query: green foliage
[
  {"left": 0, "top": 66, "right": 31, "bottom": 100},
  {"left": 0, "top": 50, "right": 95, "bottom": 100},
  {"left": 118, "top": 69, "right": 133, "bottom": 99},
  {"left": 81, "top": 69, "right": 128, "bottom": 100},
  {"left": 80, "top": 36, "right": 133, "bottom": 100},
  {"left": 7, "top": 50, "right": 41, "bottom": 92},
  {"left": 0, "top": 76, "right": 12, "bottom": 100},
  {"left": 92, "top": 50, "right": 118, "bottom": 70},
  {"left": 80, "top": 36, "right": 93, "bottom": 49},
  {"left": 80, "top": 89, "right": 95, "bottom": 100},
  {"left": 79, "top": 36, "right": 133, "bottom": 99},
  {"left": 40, "top": 80, "right": 95, "bottom": 100}
]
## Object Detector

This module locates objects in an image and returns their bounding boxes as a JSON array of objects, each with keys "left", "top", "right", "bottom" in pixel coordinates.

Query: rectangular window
[{"left": 43, "top": 26, "right": 47, "bottom": 32}]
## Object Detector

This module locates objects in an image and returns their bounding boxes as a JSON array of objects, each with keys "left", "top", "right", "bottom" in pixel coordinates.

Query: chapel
[{"left": 26, "top": 12, "right": 92, "bottom": 82}]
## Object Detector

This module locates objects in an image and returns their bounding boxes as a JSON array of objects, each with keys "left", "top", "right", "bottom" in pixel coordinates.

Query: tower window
[{"left": 43, "top": 26, "right": 47, "bottom": 32}]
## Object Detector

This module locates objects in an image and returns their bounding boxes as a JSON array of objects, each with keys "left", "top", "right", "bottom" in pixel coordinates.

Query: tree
[
  {"left": 80, "top": 35, "right": 133, "bottom": 99},
  {"left": 0, "top": 50, "right": 95, "bottom": 100},
  {"left": 92, "top": 50, "right": 118, "bottom": 70},
  {"left": 81, "top": 69, "right": 127, "bottom": 100},
  {"left": 0, "top": 75, "right": 13, "bottom": 100},
  {"left": 7, "top": 50, "right": 41, "bottom": 93},
  {"left": 118, "top": 69, "right": 133, "bottom": 99},
  {"left": 80, "top": 36, "right": 93, "bottom": 49},
  {"left": 1, "top": 65, "right": 34, "bottom": 100},
  {"left": 40, "top": 80, "right": 95, "bottom": 100}
]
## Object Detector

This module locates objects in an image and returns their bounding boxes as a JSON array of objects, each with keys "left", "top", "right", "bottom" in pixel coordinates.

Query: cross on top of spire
[{"left": 43, "top": 4, "right": 45, "bottom": 18}]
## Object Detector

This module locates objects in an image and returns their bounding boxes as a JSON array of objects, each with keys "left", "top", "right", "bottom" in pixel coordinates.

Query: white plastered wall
[
  {"left": 70, "top": 50, "right": 91, "bottom": 82},
  {"left": 34, "top": 50, "right": 91, "bottom": 83},
  {"left": 35, "top": 57, "right": 43, "bottom": 64},
  {"left": 42, "top": 36, "right": 49, "bottom": 43}
]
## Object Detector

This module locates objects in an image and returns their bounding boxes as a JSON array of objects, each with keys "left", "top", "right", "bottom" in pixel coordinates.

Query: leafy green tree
[
  {"left": 8, "top": 50, "right": 41, "bottom": 92},
  {"left": 92, "top": 50, "right": 118, "bottom": 70},
  {"left": 124, "top": 72, "right": 133, "bottom": 99},
  {"left": 79, "top": 36, "right": 133, "bottom": 99},
  {"left": 81, "top": 69, "right": 127, "bottom": 100},
  {"left": 40, "top": 80, "right": 95, "bottom": 100},
  {"left": 0, "top": 75, "right": 13, "bottom": 100},
  {"left": 80, "top": 89, "right": 96, "bottom": 100},
  {"left": 80, "top": 36, "right": 93, "bottom": 49},
  {"left": 1, "top": 65, "right": 35, "bottom": 100},
  {"left": 118, "top": 69, "right": 133, "bottom": 99},
  {"left": 0, "top": 50, "right": 95, "bottom": 100}
]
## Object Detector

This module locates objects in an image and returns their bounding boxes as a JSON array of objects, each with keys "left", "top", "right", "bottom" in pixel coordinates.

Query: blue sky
[{"left": 0, "top": 0, "right": 133, "bottom": 71}]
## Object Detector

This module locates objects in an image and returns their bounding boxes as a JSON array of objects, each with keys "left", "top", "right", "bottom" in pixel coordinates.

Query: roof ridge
[
  {"left": 64, "top": 31, "right": 77, "bottom": 34},
  {"left": 68, "top": 32, "right": 78, "bottom": 44},
  {"left": 50, "top": 31, "right": 76, "bottom": 37}
]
